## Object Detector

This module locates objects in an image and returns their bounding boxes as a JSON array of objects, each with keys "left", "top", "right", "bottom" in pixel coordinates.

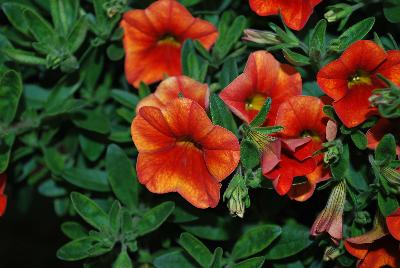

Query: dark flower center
[{"left": 348, "top": 69, "right": 372, "bottom": 88}]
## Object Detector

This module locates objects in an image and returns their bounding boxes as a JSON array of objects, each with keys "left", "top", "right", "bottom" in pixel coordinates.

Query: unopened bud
[
  {"left": 323, "top": 246, "right": 341, "bottom": 261},
  {"left": 324, "top": 4, "right": 353, "bottom": 23},
  {"left": 223, "top": 172, "right": 250, "bottom": 218},
  {"left": 103, "top": 0, "right": 127, "bottom": 18},
  {"left": 243, "top": 29, "right": 281, "bottom": 45}
]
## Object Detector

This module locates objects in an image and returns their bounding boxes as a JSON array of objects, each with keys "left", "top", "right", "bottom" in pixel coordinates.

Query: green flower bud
[{"left": 223, "top": 172, "right": 250, "bottom": 218}]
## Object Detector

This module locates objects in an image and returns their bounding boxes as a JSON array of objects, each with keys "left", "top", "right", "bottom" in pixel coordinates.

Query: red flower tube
[
  {"left": 317, "top": 40, "right": 400, "bottom": 128},
  {"left": 249, "top": 0, "right": 322, "bottom": 30},
  {"left": 131, "top": 98, "right": 240, "bottom": 209},
  {"left": 0, "top": 173, "right": 7, "bottom": 216},
  {"left": 220, "top": 51, "right": 301, "bottom": 125},
  {"left": 121, "top": 0, "right": 218, "bottom": 87}
]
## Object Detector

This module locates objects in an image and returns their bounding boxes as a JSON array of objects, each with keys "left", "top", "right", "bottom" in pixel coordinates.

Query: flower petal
[
  {"left": 279, "top": 0, "right": 315, "bottom": 31},
  {"left": 201, "top": 126, "right": 240, "bottom": 181},
  {"left": 376, "top": 50, "right": 400, "bottom": 86},
  {"left": 358, "top": 237, "right": 400, "bottom": 268},
  {"left": 249, "top": 0, "right": 280, "bottom": 16},
  {"left": 137, "top": 143, "right": 221, "bottom": 208},
  {"left": 386, "top": 208, "right": 400, "bottom": 241},
  {"left": 333, "top": 85, "right": 378, "bottom": 128}
]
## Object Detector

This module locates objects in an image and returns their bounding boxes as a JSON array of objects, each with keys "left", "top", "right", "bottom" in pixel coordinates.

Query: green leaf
[
  {"left": 106, "top": 144, "right": 139, "bottom": 210},
  {"left": 375, "top": 134, "right": 397, "bottom": 166},
  {"left": 179, "top": 0, "right": 202, "bottom": 7},
  {"left": 43, "top": 147, "right": 65, "bottom": 175},
  {"left": 0, "top": 134, "right": 15, "bottom": 173},
  {"left": 384, "top": 0, "right": 400, "bottom": 23},
  {"left": 111, "top": 89, "right": 139, "bottom": 109},
  {"left": 67, "top": 15, "right": 88, "bottom": 53},
  {"left": 38, "top": 180, "right": 66, "bottom": 197},
  {"left": 329, "top": 17, "right": 375, "bottom": 52},
  {"left": 179, "top": 232, "right": 213, "bottom": 268},
  {"left": 107, "top": 44, "right": 125, "bottom": 61},
  {"left": 331, "top": 143, "right": 350, "bottom": 180},
  {"left": 0, "top": 70, "right": 23, "bottom": 125},
  {"left": 209, "top": 93, "right": 238, "bottom": 135},
  {"left": 240, "top": 140, "right": 260, "bottom": 170},
  {"left": 252, "top": 126, "right": 283, "bottom": 135},
  {"left": 231, "top": 225, "right": 281, "bottom": 260},
  {"left": 249, "top": 98, "right": 271, "bottom": 127},
  {"left": 153, "top": 250, "right": 197, "bottom": 268},
  {"left": 78, "top": 134, "right": 105, "bottom": 162},
  {"left": 50, "top": 0, "right": 79, "bottom": 35},
  {"left": 24, "top": 9, "right": 57, "bottom": 45},
  {"left": 309, "top": 19, "right": 327, "bottom": 61},
  {"left": 209, "top": 247, "right": 223, "bottom": 268},
  {"left": 137, "top": 201, "right": 175, "bottom": 236},
  {"left": 282, "top": 49, "right": 310, "bottom": 66},
  {"left": 1, "top": 48, "right": 47, "bottom": 66},
  {"left": 114, "top": 249, "right": 133, "bottom": 268},
  {"left": 232, "top": 256, "right": 265, "bottom": 268},
  {"left": 350, "top": 130, "right": 367, "bottom": 150},
  {"left": 1, "top": 3, "right": 34, "bottom": 36},
  {"left": 72, "top": 110, "right": 110, "bottom": 134},
  {"left": 62, "top": 168, "right": 110, "bottom": 192},
  {"left": 138, "top": 82, "right": 151, "bottom": 99},
  {"left": 219, "top": 58, "right": 238, "bottom": 88},
  {"left": 181, "top": 223, "right": 229, "bottom": 241},
  {"left": 57, "top": 236, "right": 111, "bottom": 261},
  {"left": 181, "top": 39, "right": 209, "bottom": 82},
  {"left": 61, "top": 221, "right": 88, "bottom": 240},
  {"left": 70, "top": 192, "right": 110, "bottom": 230},
  {"left": 378, "top": 192, "right": 399, "bottom": 217},
  {"left": 264, "top": 220, "right": 313, "bottom": 260}
]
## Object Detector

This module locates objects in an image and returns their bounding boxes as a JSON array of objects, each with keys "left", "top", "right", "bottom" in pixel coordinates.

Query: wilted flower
[{"left": 311, "top": 181, "right": 346, "bottom": 244}]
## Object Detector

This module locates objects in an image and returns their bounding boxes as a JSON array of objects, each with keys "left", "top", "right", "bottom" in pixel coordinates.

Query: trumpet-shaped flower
[
  {"left": 136, "top": 76, "right": 209, "bottom": 113},
  {"left": 249, "top": 0, "right": 322, "bottom": 30},
  {"left": 366, "top": 118, "right": 400, "bottom": 156},
  {"left": 131, "top": 98, "right": 240, "bottom": 208},
  {"left": 121, "top": 0, "right": 218, "bottom": 87},
  {"left": 220, "top": 51, "right": 301, "bottom": 125},
  {"left": 317, "top": 40, "right": 400, "bottom": 128},
  {"left": 262, "top": 96, "right": 330, "bottom": 201}
]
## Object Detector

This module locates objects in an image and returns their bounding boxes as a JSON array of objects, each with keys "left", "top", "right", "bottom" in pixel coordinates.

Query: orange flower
[
  {"left": 136, "top": 76, "right": 209, "bottom": 113},
  {"left": 131, "top": 98, "right": 240, "bottom": 208},
  {"left": 262, "top": 96, "right": 330, "bottom": 201},
  {"left": 121, "top": 0, "right": 218, "bottom": 87},
  {"left": 317, "top": 40, "right": 400, "bottom": 128},
  {"left": 220, "top": 51, "right": 301, "bottom": 125},
  {"left": 345, "top": 211, "right": 400, "bottom": 268},
  {"left": 366, "top": 118, "right": 400, "bottom": 156},
  {"left": 0, "top": 173, "right": 7, "bottom": 216},
  {"left": 249, "top": 0, "right": 322, "bottom": 30}
]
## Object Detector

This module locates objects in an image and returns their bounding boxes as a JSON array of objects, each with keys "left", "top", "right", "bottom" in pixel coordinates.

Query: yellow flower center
[
  {"left": 245, "top": 94, "right": 266, "bottom": 111},
  {"left": 348, "top": 70, "right": 372, "bottom": 88},
  {"left": 301, "top": 130, "right": 321, "bottom": 142},
  {"left": 158, "top": 35, "right": 181, "bottom": 47}
]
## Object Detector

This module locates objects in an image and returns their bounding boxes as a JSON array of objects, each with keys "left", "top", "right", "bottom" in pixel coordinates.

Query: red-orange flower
[
  {"left": 262, "top": 96, "right": 330, "bottom": 201},
  {"left": 249, "top": 0, "right": 322, "bottom": 30},
  {"left": 220, "top": 51, "right": 301, "bottom": 125},
  {"left": 345, "top": 211, "right": 400, "bottom": 268},
  {"left": 366, "top": 118, "right": 400, "bottom": 156},
  {"left": 131, "top": 98, "right": 240, "bottom": 208},
  {"left": 136, "top": 76, "right": 209, "bottom": 113},
  {"left": 121, "top": 0, "right": 218, "bottom": 88},
  {"left": 317, "top": 40, "right": 400, "bottom": 128},
  {"left": 0, "top": 173, "right": 7, "bottom": 216}
]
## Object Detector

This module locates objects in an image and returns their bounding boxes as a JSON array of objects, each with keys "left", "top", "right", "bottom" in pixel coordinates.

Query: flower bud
[
  {"left": 324, "top": 4, "right": 353, "bottom": 23},
  {"left": 243, "top": 29, "right": 281, "bottom": 45},
  {"left": 103, "top": 0, "right": 127, "bottom": 18},
  {"left": 323, "top": 246, "right": 341, "bottom": 261},
  {"left": 223, "top": 172, "right": 250, "bottom": 218}
]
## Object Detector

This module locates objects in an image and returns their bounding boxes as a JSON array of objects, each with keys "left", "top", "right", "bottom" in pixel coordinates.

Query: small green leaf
[
  {"left": 1, "top": 48, "right": 47, "bottom": 66},
  {"left": 70, "top": 192, "right": 109, "bottom": 230},
  {"left": 329, "top": 17, "right": 375, "bottom": 52},
  {"left": 62, "top": 168, "right": 110, "bottom": 192},
  {"left": 378, "top": 192, "right": 399, "bottom": 217},
  {"left": 24, "top": 9, "right": 57, "bottom": 45},
  {"left": 50, "top": 0, "right": 79, "bottom": 35},
  {"left": 138, "top": 82, "right": 151, "bottom": 99},
  {"left": 209, "top": 93, "right": 238, "bottom": 135},
  {"left": 106, "top": 144, "right": 139, "bottom": 210},
  {"left": 240, "top": 140, "right": 260, "bottom": 170},
  {"left": 350, "top": 130, "right": 367, "bottom": 150},
  {"left": 137, "top": 201, "right": 175, "bottom": 236},
  {"left": 384, "top": 0, "right": 400, "bottom": 23},
  {"left": 231, "top": 225, "right": 281, "bottom": 260},
  {"left": 0, "top": 134, "right": 15, "bottom": 173},
  {"left": 179, "top": 232, "right": 213, "bottom": 268},
  {"left": 153, "top": 250, "right": 196, "bottom": 268},
  {"left": 107, "top": 44, "right": 125, "bottom": 61},
  {"left": 375, "top": 134, "right": 397, "bottom": 166},
  {"left": 282, "top": 49, "right": 310, "bottom": 66},
  {"left": 111, "top": 89, "right": 139, "bottom": 109},
  {"left": 181, "top": 223, "right": 229, "bottom": 241},
  {"left": 232, "top": 256, "right": 265, "bottom": 268},
  {"left": 43, "top": 147, "right": 65, "bottom": 175},
  {"left": 67, "top": 15, "right": 88, "bottom": 53},
  {"left": 78, "top": 135, "right": 105, "bottom": 162},
  {"left": 209, "top": 247, "right": 223, "bottom": 268},
  {"left": 331, "top": 143, "right": 350, "bottom": 180},
  {"left": 264, "top": 220, "right": 313, "bottom": 260},
  {"left": 38, "top": 180, "right": 66, "bottom": 197},
  {"left": 0, "top": 70, "right": 23, "bottom": 125},
  {"left": 249, "top": 98, "right": 272, "bottom": 127},
  {"left": 219, "top": 58, "right": 238, "bottom": 88},
  {"left": 57, "top": 236, "right": 111, "bottom": 261},
  {"left": 309, "top": 19, "right": 327, "bottom": 61},
  {"left": 114, "top": 249, "right": 133, "bottom": 268},
  {"left": 61, "top": 221, "right": 88, "bottom": 240},
  {"left": 72, "top": 110, "right": 110, "bottom": 134}
]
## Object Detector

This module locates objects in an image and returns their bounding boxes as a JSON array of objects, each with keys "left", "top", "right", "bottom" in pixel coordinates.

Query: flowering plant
[{"left": 0, "top": 0, "right": 400, "bottom": 267}]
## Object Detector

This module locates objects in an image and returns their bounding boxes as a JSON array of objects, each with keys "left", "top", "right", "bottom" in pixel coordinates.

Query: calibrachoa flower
[
  {"left": 0, "top": 173, "right": 7, "bottom": 216},
  {"left": 317, "top": 40, "right": 400, "bottom": 128},
  {"left": 131, "top": 98, "right": 240, "bottom": 208},
  {"left": 366, "top": 118, "right": 400, "bottom": 156},
  {"left": 345, "top": 210, "right": 400, "bottom": 268},
  {"left": 136, "top": 76, "right": 209, "bottom": 113},
  {"left": 249, "top": 0, "right": 322, "bottom": 30},
  {"left": 121, "top": 0, "right": 218, "bottom": 87},
  {"left": 220, "top": 51, "right": 301, "bottom": 124},
  {"left": 311, "top": 181, "right": 346, "bottom": 244},
  {"left": 262, "top": 96, "right": 330, "bottom": 201}
]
